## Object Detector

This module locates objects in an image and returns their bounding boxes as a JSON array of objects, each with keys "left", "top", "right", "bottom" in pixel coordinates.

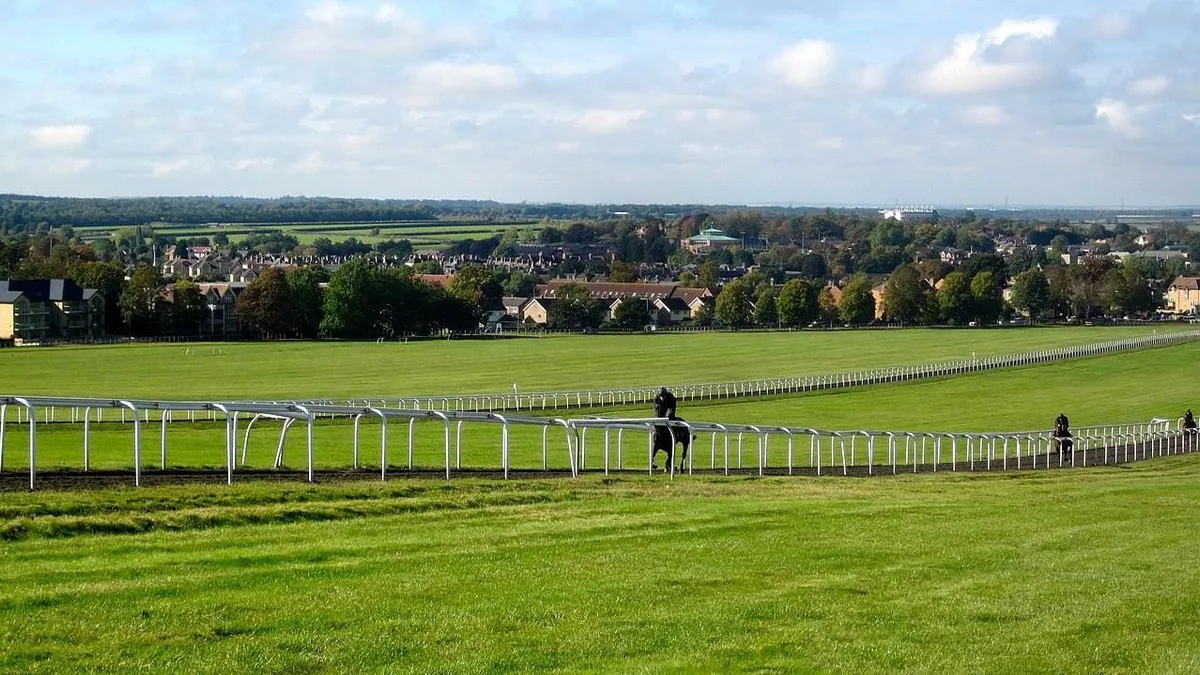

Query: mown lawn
[
  {"left": 0, "top": 325, "right": 1185, "bottom": 400},
  {"left": 2, "top": 457, "right": 1200, "bottom": 673},
  {"left": 3, "top": 342, "right": 1196, "bottom": 473}
]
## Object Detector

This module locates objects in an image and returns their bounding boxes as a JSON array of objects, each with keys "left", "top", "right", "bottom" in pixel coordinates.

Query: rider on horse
[
  {"left": 652, "top": 387, "right": 688, "bottom": 471},
  {"left": 655, "top": 387, "right": 678, "bottom": 420},
  {"left": 1054, "top": 412, "right": 1073, "bottom": 454}
]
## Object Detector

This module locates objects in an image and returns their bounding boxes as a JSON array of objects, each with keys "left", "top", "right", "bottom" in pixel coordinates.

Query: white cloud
[
  {"left": 292, "top": 152, "right": 325, "bottom": 173},
  {"left": 964, "top": 105, "right": 1008, "bottom": 126},
  {"left": 29, "top": 124, "right": 93, "bottom": 149},
  {"left": 1088, "top": 12, "right": 1132, "bottom": 39},
  {"left": 305, "top": 0, "right": 351, "bottom": 24},
  {"left": 231, "top": 158, "right": 276, "bottom": 171},
  {"left": 49, "top": 158, "right": 92, "bottom": 174},
  {"left": 855, "top": 64, "right": 887, "bottom": 93},
  {"left": 409, "top": 62, "right": 522, "bottom": 97},
  {"left": 1129, "top": 75, "right": 1169, "bottom": 97},
  {"left": 768, "top": 40, "right": 836, "bottom": 88},
  {"left": 151, "top": 159, "right": 189, "bottom": 177},
  {"left": 916, "top": 18, "right": 1060, "bottom": 95},
  {"left": 1095, "top": 99, "right": 1141, "bottom": 138},
  {"left": 574, "top": 109, "right": 645, "bottom": 133}
]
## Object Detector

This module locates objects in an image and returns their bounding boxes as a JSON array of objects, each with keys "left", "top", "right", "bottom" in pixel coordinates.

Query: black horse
[{"left": 652, "top": 417, "right": 693, "bottom": 472}]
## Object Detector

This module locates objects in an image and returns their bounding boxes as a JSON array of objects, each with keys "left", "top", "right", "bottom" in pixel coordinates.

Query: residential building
[
  {"left": 1165, "top": 276, "right": 1200, "bottom": 315},
  {"left": 195, "top": 282, "right": 248, "bottom": 337},
  {"left": 502, "top": 296, "right": 530, "bottom": 318},
  {"left": 0, "top": 279, "right": 105, "bottom": 343},
  {"left": 521, "top": 298, "right": 554, "bottom": 324},
  {"left": 514, "top": 281, "right": 715, "bottom": 325},
  {"left": 682, "top": 228, "right": 741, "bottom": 254}
]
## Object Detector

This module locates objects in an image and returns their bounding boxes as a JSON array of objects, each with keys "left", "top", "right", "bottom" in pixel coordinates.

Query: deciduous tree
[
  {"left": 838, "top": 275, "right": 875, "bottom": 325},
  {"left": 547, "top": 283, "right": 605, "bottom": 330},
  {"left": 1009, "top": 269, "right": 1050, "bottom": 320},
  {"left": 881, "top": 264, "right": 925, "bottom": 324},
  {"left": 715, "top": 279, "right": 753, "bottom": 328},
  {"left": 168, "top": 280, "right": 205, "bottom": 336},
  {"left": 937, "top": 271, "right": 973, "bottom": 325},
  {"left": 237, "top": 267, "right": 296, "bottom": 337},
  {"left": 777, "top": 278, "right": 815, "bottom": 327},
  {"left": 118, "top": 265, "right": 165, "bottom": 336}
]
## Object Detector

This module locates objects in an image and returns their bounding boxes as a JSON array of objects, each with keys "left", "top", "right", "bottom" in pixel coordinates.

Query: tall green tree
[
  {"left": 776, "top": 278, "right": 816, "bottom": 327},
  {"left": 753, "top": 285, "right": 779, "bottom": 326},
  {"left": 937, "top": 271, "right": 973, "bottom": 325},
  {"left": 609, "top": 298, "right": 650, "bottom": 330},
  {"left": 287, "top": 266, "right": 327, "bottom": 338},
  {"left": 168, "top": 280, "right": 206, "bottom": 336},
  {"left": 697, "top": 261, "right": 720, "bottom": 291},
  {"left": 838, "top": 275, "right": 876, "bottom": 325},
  {"left": 449, "top": 264, "right": 503, "bottom": 313},
  {"left": 880, "top": 264, "right": 926, "bottom": 324},
  {"left": 547, "top": 282, "right": 605, "bottom": 330},
  {"left": 817, "top": 286, "right": 839, "bottom": 325},
  {"left": 237, "top": 267, "right": 296, "bottom": 338},
  {"left": 321, "top": 259, "right": 384, "bottom": 338},
  {"left": 608, "top": 260, "right": 639, "bottom": 283},
  {"left": 969, "top": 270, "right": 1004, "bottom": 324},
  {"left": 1009, "top": 268, "right": 1051, "bottom": 320},
  {"left": 1106, "top": 264, "right": 1157, "bottom": 317},
  {"left": 119, "top": 265, "right": 166, "bottom": 336},
  {"left": 714, "top": 279, "right": 752, "bottom": 328}
]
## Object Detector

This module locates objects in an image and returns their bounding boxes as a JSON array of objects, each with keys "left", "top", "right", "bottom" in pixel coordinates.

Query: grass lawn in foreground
[
  {"left": 2, "top": 456, "right": 1200, "bottom": 673},
  {"left": 4, "top": 342, "right": 1196, "bottom": 473},
  {"left": 0, "top": 326, "right": 1186, "bottom": 400}
]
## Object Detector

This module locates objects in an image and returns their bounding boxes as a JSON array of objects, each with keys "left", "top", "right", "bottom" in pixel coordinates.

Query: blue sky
[{"left": 2, "top": 0, "right": 1198, "bottom": 206}]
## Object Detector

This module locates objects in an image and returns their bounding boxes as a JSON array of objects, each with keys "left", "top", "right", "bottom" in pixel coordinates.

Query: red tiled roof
[
  {"left": 416, "top": 274, "right": 453, "bottom": 288},
  {"left": 1169, "top": 276, "right": 1200, "bottom": 290}
]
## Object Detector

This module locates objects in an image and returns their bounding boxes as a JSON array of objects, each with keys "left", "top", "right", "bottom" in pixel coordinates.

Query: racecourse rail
[
  {"left": 1, "top": 394, "right": 1198, "bottom": 489},
  {"left": 246, "top": 331, "right": 1200, "bottom": 413}
]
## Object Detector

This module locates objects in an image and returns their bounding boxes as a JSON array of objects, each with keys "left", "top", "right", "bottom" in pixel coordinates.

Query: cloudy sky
[{"left": 3, "top": 0, "right": 1199, "bottom": 206}]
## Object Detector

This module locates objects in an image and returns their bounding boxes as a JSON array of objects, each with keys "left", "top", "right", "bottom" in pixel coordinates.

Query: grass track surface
[
  {"left": 3, "top": 457, "right": 1200, "bottom": 672},
  {"left": 3, "top": 343, "right": 1197, "bottom": 474},
  {"left": 0, "top": 326, "right": 1184, "bottom": 400}
]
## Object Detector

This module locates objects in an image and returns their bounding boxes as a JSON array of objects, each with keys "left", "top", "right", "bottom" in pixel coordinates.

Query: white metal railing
[
  {"left": 2, "top": 394, "right": 1197, "bottom": 489},
  {"left": 6, "top": 333, "right": 1198, "bottom": 430},
  {"left": 269, "top": 330, "right": 1200, "bottom": 413}
]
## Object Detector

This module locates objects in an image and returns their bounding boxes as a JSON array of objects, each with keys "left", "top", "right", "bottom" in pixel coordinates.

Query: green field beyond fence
[
  {"left": 3, "top": 338, "right": 1196, "bottom": 473},
  {"left": 0, "top": 326, "right": 1186, "bottom": 400}
]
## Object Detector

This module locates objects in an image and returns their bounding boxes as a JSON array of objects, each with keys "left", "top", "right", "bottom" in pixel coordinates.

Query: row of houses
[
  {"left": 502, "top": 281, "right": 714, "bottom": 326},
  {"left": 0, "top": 279, "right": 106, "bottom": 343}
]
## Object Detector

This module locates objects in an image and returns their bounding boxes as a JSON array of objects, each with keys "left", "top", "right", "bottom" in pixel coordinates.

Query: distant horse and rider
[
  {"left": 1185, "top": 408, "right": 1198, "bottom": 448},
  {"left": 651, "top": 387, "right": 694, "bottom": 472},
  {"left": 1053, "top": 412, "right": 1073, "bottom": 456}
]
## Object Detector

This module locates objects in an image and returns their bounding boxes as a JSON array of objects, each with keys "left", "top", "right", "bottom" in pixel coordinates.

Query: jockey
[
  {"left": 654, "top": 387, "right": 678, "bottom": 420},
  {"left": 1055, "top": 412, "right": 1070, "bottom": 434}
]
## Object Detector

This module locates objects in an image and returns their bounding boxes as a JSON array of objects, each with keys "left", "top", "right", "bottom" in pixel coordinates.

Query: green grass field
[
  {"left": 4, "top": 341, "right": 1196, "bottom": 473},
  {"left": 3, "top": 331, "right": 1199, "bottom": 673},
  {"left": 3, "top": 458, "right": 1200, "bottom": 672},
  {"left": 0, "top": 326, "right": 1184, "bottom": 400}
]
